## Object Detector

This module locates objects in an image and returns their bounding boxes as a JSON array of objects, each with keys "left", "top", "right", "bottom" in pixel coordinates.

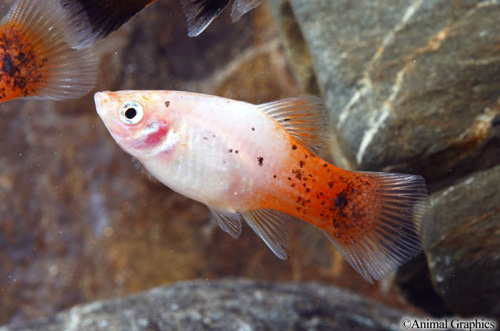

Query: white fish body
[{"left": 100, "top": 91, "right": 296, "bottom": 211}]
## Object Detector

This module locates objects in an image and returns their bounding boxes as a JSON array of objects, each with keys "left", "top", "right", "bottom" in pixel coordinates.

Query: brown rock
[{"left": 425, "top": 165, "right": 500, "bottom": 317}]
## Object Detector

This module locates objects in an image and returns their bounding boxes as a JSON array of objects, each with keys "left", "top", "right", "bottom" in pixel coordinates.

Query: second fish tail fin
[
  {"left": 0, "top": 0, "right": 97, "bottom": 101},
  {"left": 321, "top": 172, "right": 432, "bottom": 283}
]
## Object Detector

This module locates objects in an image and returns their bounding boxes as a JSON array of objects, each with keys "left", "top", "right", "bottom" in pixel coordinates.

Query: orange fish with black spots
[
  {"left": 0, "top": 0, "right": 97, "bottom": 102},
  {"left": 94, "top": 90, "right": 432, "bottom": 283}
]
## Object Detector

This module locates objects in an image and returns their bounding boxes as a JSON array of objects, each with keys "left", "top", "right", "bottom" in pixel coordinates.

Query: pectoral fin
[{"left": 209, "top": 207, "right": 242, "bottom": 239}]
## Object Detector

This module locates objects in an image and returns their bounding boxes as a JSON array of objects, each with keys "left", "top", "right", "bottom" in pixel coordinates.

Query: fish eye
[{"left": 119, "top": 101, "right": 144, "bottom": 125}]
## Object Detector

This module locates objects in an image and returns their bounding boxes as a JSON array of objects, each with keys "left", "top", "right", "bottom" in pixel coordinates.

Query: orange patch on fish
[
  {"left": 0, "top": 0, "right": 97, "bottom": 103},
  {"left": 0, "top": 23, "right": 49, "bottom": 101}
]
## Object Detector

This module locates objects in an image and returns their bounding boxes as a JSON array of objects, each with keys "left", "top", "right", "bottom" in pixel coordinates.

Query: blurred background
[{"left": 0, "top": 0, "right": 499, "bottom": 328}]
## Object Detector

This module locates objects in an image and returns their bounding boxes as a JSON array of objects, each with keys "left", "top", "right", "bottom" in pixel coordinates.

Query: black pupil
[{"left": 124, "top": 107, "right": 137, "bottom": 120}]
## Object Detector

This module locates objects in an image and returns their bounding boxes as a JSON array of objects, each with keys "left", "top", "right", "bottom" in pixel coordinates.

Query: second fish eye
[{"left": 119, "top": 101, "right": 144, "bottom": 125}]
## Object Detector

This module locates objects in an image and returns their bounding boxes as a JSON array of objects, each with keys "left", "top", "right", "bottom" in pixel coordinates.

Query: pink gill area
[{"left": 144, "top": 124, "right": 169, "bottom": 146}]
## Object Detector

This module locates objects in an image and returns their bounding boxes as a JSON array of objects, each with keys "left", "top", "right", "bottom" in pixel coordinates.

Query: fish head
[{"left": 94, "top": 90, "right": 178, "bottom": 158}]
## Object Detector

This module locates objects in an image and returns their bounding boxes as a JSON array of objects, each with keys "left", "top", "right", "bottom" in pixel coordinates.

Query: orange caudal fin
[
  {"left": 321, "top": 172, "right": 432, "bottom": 283},
  {"left": 0, "top": 0, "right": 97, "bottom": 102}
]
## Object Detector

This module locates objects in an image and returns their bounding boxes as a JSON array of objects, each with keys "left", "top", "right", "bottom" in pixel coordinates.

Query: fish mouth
[{"left": 94, "top": 91, "right": 111, "bottom": 117}]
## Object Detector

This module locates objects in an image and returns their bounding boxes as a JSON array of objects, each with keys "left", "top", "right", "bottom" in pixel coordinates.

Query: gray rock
[
  {"left": 426, "top": 164, "right": 500, "bottom": 317},
  {"left": 270, "top": 0, "right": 500, "bottom": 185},
  {"left": 0, "top": 279, "right": 415, "bottom": 330}
]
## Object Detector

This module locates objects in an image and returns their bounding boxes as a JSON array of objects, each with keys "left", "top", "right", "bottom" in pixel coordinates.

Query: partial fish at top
[
  {"left": 0, "top": 0, "right": 262, "bottom": 103},
  {"left": 0, "top": 0, "right": 96, "bottom": 102},
  {"left": 59, "top": 0, "right": 264, "bottom": 41},
  {"left": 181, "top": 0, "right": 264, "bottom": 37}
]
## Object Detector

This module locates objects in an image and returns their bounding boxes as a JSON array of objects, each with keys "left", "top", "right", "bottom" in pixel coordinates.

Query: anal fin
[{"left": 242, "top": 209, "right": 294, "bottom": 260}]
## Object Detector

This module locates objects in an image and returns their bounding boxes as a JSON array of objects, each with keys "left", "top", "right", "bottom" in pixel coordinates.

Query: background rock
[
  {"left": 0, "top": 279, "right": 417, "bottom": 331},
  {"left": 425, "top": 165, "right": 500, "bottom": 317},
  {"left": 0, "top": 0, "right": 413, "bottom": 325},
  {"left": 269, "top": 0, "right": 500, "bottom": 318},
  {"left": 270, "top": 0, "right": 500, "bottom": 189}
]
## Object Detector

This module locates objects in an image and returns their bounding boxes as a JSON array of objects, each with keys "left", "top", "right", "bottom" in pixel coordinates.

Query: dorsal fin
[
  {"left": 241, "top": 209, "right": 294, "bottom": 259},
  {"left": 230, "top": 0, "right": 264, "bottom": 21},
  {"left": 257, "top": 97, "right": 328, "bottom": 154},
  {"left": 0, "top": 0, "right": 97, "bottom": 101},
  {"left": 209, "top": 207, "right": 242, "bottom": 239}
]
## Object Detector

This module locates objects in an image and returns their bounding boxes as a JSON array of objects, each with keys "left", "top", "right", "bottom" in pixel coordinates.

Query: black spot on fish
[
  {"left": 292, "top": 145, "right": 297, "bottom": 150},
  {"left": 203, "top": 137, "right": 208, "bottom": 140},
  {"left": 335, "top": 190, "right": 348, "bottom": 210},
  {"left": 235, "top": 150, "right": 239, "bottom": 154},
  {"left": 3, "top": 53, "right": 15, "bottom": 77},
  {"left": 228, "top": 149, "right": 233, "bottom": 153},
  {"left": 257, "top": 156, "right": 264, "bottom": 167},
  {"left": 328, "top": 181, "right": 334, "bottom": 188},
  {"left": 299, "top": 160, "right": 305, "bottom": 168},
  {"left": 251, "top": 127, "right": 255, "bottom": 131},
  {"left": 284, "top": 118, "right": 290, "bottom": 122},
  {"left": 273, "top": 175, "right": 277, "bottom": 178},
  {"left": 165, "top": 101, "right": 170, "bottom": 108},
  {"left": 292, "top": 169, "right": 302, "bottom": 180}
]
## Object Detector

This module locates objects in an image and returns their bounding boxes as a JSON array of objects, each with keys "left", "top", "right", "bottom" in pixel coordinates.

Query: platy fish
[
  {"left": 94, "top": 90, "right": 431, "bottom": 282},
  {"left": 0, "top": 0, "right": 96, "bottom": 102}
]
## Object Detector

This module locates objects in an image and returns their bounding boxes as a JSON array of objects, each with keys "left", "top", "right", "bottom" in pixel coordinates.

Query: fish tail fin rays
[
  {"left": 180, "top": 0, "right": 231, "bottom": 37},
  {"left": 230, "top": 0, "right": 264, "bottom": 22},
  {"left": 321, "top": 172, "right": 432, "bottom": 283},
  {"left": 58, "top": 0, "right": 157, "bottom": 44},
  {"left": 0, "top": 0, "right": 97, "bottom": 101}
]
